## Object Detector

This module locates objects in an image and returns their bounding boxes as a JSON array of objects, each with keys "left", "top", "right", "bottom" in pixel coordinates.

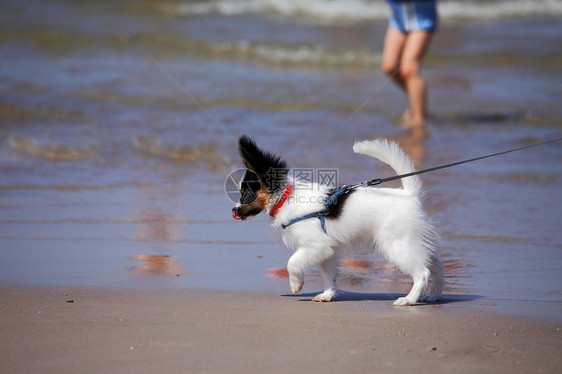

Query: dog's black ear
[
  {"left": 238, "top": 135, "right": 260, "bottom": 171},
  {"left": 238, "top": 135, "right": 288, "bottom": 187}
]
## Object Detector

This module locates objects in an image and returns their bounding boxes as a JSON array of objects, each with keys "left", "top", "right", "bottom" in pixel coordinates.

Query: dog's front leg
[
  {"left": 313, "top": 255, "right": 337, "bottom": 302},
  {"left": 287, "top": 251, "right": 305, "bottom": 293},
  {"left": 287, "top": 246, "right": 334, "bottom": 294}
]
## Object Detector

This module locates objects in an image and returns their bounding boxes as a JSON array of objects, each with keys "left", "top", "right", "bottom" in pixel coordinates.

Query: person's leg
[
  {"left": 399, "top": 31, "right": 433, "bottom": 128},
  {"left": 381, "top": 26, "right": 407, "bottom": 90}
]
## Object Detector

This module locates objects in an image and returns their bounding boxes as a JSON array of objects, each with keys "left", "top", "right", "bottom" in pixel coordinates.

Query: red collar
[{"left": 269, "top": 185, "right": 293, "bottom": 217}]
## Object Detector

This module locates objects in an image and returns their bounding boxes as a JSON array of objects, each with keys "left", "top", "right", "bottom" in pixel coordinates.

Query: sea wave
[
  {"left": 194, "top": 40, "right": 381, "bottom": 67},
  {"left": 8, "top": 136, "right": 95, "bottom": 161},
  {"left": 158, "top": 0, "right": 388, "bottom": 22},
  {"left": 440, "top": 0, "right": 562, "bottom": 20},
  {"left": 137, "top": 34, "right": 382, "bottom": 67},
  {"left": 133, "top": 136, "right": 230, "bottom": 169},
  {"left": 158, "top": 0, "right": 562, "bottom": 22}
]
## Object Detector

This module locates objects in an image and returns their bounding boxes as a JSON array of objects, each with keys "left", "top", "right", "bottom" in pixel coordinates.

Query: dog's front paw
[
  {"left": 289, "top": 271, "right": 303, "bottom": 293},
  {"left": 313, "top": 289, "right": 336, "bottom": 302},
  {"left": 289, "top": 270, "right": 303, "bottom": 293},
  {"left": 290, "top": 278, "right": 303, "bottom": 294}
]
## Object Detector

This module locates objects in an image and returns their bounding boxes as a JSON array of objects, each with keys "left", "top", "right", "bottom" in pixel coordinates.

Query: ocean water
[{"left": 1, "top": 0, "right": 561, "bottom": 320}]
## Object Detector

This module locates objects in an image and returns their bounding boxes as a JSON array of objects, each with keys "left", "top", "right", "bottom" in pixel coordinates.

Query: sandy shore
[{"left": 1, "top": 286, "right": 560, "bottom": 374}]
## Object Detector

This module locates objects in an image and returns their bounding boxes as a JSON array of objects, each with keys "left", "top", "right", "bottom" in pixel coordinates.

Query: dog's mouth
[
  {"left": 232, "top": 206, "right": 263, "bottom": 220},
  {"left": 232, "top": 209, "right": 243, "bottom": 220}
]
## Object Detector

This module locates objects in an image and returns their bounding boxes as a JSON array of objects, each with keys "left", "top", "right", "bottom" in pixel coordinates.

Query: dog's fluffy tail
[{"left": 353, "top": 139, "right": 421, "bottom": 195}]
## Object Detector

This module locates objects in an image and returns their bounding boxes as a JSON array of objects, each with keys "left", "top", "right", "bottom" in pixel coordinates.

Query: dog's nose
[{"left": 232, "top": 208, "right": 242, "bottom": 220}]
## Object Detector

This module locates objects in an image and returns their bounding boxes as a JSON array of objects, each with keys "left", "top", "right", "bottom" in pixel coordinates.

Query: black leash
[
  {"left": 282, "top": 137, "right": 561, "bottom": 233},
  {"left": 359, "top": 137, "right": 562, "bottom": 187}
]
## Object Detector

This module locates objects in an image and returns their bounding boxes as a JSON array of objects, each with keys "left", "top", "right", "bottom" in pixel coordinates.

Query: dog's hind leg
[
  {"left": 393, "top": 267, "right": 430, "bottom": 306},
  {"left": 424, "top": 255, "right": 444, "bottom": 302},
  {"left": 313, "top": 255, "right": 338, "bottom": 302},
  {"left": 377, "top": 236, "right": 431, "bottom": 306}
]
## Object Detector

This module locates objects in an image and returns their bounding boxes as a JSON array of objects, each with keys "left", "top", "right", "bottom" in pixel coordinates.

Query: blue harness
[{"left": 281, "top": 185, "right": 352, "bottom": 233}]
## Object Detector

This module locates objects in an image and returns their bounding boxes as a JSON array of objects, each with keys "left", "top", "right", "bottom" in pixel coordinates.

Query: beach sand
[{"left": 1, "top": 286, "right": 560, "bottom": 374}]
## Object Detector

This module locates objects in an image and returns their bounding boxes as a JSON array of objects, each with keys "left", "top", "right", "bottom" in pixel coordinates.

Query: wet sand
[{"left": 1, "top": 286, "right": 560, "bottom": 374}]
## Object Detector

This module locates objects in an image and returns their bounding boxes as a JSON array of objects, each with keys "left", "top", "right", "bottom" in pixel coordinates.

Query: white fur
[{"left": 271, "top": 139, "right": 444, "bottom": 306}]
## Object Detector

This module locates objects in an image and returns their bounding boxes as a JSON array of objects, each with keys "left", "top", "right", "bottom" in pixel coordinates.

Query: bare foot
[{"left": 400, "top": 115, "right": 426, "bottom": 130}]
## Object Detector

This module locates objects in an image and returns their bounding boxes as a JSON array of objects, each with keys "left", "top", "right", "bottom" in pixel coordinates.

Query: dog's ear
[
  {"left": 238, "top": 135, "right": 260, "bottom": 171},
  {"left": 238, "top": 135, "right": 288, "bottom": 185}
]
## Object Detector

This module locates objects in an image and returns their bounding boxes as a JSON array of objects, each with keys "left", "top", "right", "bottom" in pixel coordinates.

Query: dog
[{"left": 232, "top": 135, "right": 443, "bottom": 306}]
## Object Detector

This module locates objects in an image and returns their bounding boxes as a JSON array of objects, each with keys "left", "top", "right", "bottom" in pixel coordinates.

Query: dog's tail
[{"left": 353, "top": 139, "right": 421, "bottom": 195}]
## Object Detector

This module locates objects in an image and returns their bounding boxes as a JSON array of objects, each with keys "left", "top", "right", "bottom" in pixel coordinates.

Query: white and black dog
[{"left": 232, "top": 136, "right": 443, "bottom": 306}]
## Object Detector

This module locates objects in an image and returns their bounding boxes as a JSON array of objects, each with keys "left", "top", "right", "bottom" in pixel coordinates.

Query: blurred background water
[{"left": 1, "top": 0, "right": 561, "bottom": 320}]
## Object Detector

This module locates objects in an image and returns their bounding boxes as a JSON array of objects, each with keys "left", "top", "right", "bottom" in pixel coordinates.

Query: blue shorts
[{"left": 388, "top": 0, "right": 438, "bottom": 33}]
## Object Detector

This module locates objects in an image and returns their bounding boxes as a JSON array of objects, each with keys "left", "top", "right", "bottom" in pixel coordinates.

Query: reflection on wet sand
[
  {"left": 131, "top": 184, "right": 186, "bottom": 276},
  {"left": 267, "top": 268, "right": 289, "bottom": 279},
  {"left": 440, "top": 257, "right": 473, "bottom": 292},
  {"left": 133, "top": 183, "right": 186, "bottom": 243},
  {"left": 129, "top": 255, "right": 181, "bottom": 276},
  {"left": 135, "top": 211, "right": 181, "bottom": 242},
  {"left": 393, "top": 127, "right": 428, "bottom": 169},
  {"left": 340, "top": 254, "right": 471, "bottom": 293},
  {"left": 339, "top": 258, "right": 378, "bottom": 286},
  {"left": 266, "top": 253, "right": 472, "bottom": 294}
]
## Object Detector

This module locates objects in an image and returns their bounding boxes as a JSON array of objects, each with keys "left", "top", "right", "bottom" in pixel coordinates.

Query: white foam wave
[
  {"left": 158, "top": 0, "right": 562, "bottom": 22},
  {"left": 195, "top": 40, "right": 381, "bottom": 67},
  {"left": 440, "top": 0, "right": 562, "bottom": 20},
  {"left": 158, "top": 0, "right": 389, "bottom": 22}
]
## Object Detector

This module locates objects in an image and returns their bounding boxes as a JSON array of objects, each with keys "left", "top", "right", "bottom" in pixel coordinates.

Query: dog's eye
[
  {"left": 240, "top": 188, "right": 258, "bottom": 204},
  {"left": 238, "top": 169, "right": 261, "bottom": 204}
]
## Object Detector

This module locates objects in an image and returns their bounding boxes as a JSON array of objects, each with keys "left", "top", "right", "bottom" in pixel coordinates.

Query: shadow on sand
[{"left": 282, "top": 291, "right": 483, "bottom": 305}]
